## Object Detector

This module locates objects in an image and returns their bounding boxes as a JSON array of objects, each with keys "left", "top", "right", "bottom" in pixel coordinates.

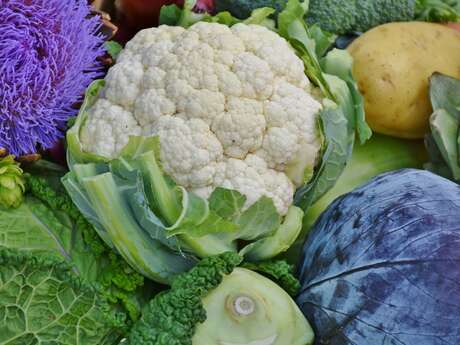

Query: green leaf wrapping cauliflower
[
  {"left": 64, "top": 0, "right": 367, "bottom": 283},
  {"left": 79, "top": 22, "right": 322, "bottom": 216}
]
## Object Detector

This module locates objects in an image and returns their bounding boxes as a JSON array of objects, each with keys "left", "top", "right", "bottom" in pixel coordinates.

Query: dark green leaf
[
  {"left": 159, "top": 4, "right": 183, "bottom": 25},
  {"left": 105, "top": 41, "right": 123, "bottom": 61}
]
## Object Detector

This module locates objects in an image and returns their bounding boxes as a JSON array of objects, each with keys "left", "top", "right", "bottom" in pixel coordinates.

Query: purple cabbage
[
  {"left": 297, "top": 169, "right": 460, "bottom": 344},
  {"left": 0, "top": 0, "right": 105, "bottom": 156}
]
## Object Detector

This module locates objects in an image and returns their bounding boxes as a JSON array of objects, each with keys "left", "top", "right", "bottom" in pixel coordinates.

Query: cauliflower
[{"left": 81, "top": 22, "right": 322, "bottom": 215}]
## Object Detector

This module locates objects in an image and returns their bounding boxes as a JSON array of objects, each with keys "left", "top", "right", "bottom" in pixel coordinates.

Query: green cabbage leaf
[{"left": 0, "top": 167, "right": 157, "bottom": 344}]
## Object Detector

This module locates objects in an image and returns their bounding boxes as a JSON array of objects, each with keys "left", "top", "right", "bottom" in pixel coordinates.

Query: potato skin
[{"left": 348, "top": 22, "right": 460, "bottom": 139}]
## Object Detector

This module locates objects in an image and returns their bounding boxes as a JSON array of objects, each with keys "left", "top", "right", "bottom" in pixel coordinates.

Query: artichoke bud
[{"left": 0, "top": 155, "right": 25, "bottom": 209}]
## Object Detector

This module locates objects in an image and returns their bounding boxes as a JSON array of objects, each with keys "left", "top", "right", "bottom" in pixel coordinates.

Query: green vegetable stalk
[{"left": 0, "top": 155, "right": 25, "bottom": 209}]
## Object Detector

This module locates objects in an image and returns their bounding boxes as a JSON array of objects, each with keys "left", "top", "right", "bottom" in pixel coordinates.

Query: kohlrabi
[{"left": 129, "top": 252, "right": 314, "bottom": 345}]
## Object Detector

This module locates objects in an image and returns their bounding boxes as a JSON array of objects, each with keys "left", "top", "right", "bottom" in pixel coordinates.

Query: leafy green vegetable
[
  {"left": 64, "top": 157, "right": 196, "bottom": 284},
  {"left": 239, "top": 205, "right": 303, "bottom": 261},
  {"left": 242, "top": 260, "right": 301, "bottom": 296},
  {"left": 294, "top": 103, "right": 350, "bottom": 211},
  {"left": 415, "top": 0, "right": 460, "bottom": 22},
  {"left": 0, "top": 169, "right": 160, "bottom": 344},
  {"left": 426, "top": 73, "right": 460, "bottom": 182},
  {"left": 277, "top": 0, "right": 333, "bottom": 99},
  {"left": 430, "top": 109, "right": 460, "bottom": 179},
  {"left": 0, "top": 247, "right": 124, "bottom": 345},
  {"left": 274, "top": 0, "right": 371, "bottom": 216},
  {"left": 308, "top": 24, "right": 338, "bottom": 57},
  {"left": 208, "top": 187, "right": 246, "bottom": 219},
  {"left": 0, "top": 194, "right": 97, "bottom": 280},
  {"left": 321, "top": 48, "right": 372, "bottom": 144},
  {"left": 24, "top": 174, "right": 149, "bottom": 315}
]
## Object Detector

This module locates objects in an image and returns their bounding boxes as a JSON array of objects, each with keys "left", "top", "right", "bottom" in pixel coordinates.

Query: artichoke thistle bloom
[
  {"left": 0, "top": 155, "right": 25, "bottom": 209},
  {"left": 0, "top": 0, "right": 105, "bottom": 156}
]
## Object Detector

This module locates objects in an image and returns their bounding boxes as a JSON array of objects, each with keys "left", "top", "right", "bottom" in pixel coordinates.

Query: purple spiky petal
[{"left": 0, "top": 0, "right": 106, "bottom": 156}]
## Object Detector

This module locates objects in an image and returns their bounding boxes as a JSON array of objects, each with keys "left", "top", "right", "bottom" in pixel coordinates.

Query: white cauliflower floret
[
  {"left": 81, "top": 22, "right": 323, "bottom": 215},
  {"left": 81, "top": 99, "right": 141, "bottom": 158},
  {"left": 232, "top": 52, "right": 274, "bottom": 100},
  {"left": 259, "top": 127, "right": 300, "bottom": 167},
  {"left": 211, "top": 96, "right": 266, "bottom": 158},
  {"left": 134, "top": 89, "right": 176, "bottom": 126},
  {"left": 152, "top": 116, "right": 223, "bottom": 188},
  {"left": 212, "top": 110, "right": 265, "bottom": 159},
  {"left": 119, "top": 26, "right": 185, "bottom": 60},
  {"left": 212, "top": 155, "right": 295, "bottom": 215},
  {"left": 104, "top": 60, "right": 144, "bottom": 109},
  {"left": 183, "top": 89, "right": 226, "bottom": 124}
]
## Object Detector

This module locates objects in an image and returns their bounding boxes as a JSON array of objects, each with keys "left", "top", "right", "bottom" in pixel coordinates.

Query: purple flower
[{"left": 0, "top": 0, "right": 105, "bottom": 156}]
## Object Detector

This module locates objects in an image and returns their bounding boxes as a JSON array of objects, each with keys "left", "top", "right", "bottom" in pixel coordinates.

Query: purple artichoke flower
[{"left": 0, "top": 0, "right": 105, "bottom": 156}]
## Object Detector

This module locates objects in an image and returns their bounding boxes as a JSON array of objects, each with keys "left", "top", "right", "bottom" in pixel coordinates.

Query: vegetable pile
[{"left": 2, "top": 0, "right": 460, "bottom": 344}]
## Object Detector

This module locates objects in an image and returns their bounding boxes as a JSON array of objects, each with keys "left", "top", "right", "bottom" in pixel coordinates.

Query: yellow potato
[{"left": 348, "top": 22, "right": 460, "bottom": 139}]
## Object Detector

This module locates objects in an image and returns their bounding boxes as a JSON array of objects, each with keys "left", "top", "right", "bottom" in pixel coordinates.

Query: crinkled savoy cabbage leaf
[
  {"left": 0, "top": 248, "right": 122, "bottom": 345},
  {"left": 0, "top": 196, "right": 99, "bottom": 282}
]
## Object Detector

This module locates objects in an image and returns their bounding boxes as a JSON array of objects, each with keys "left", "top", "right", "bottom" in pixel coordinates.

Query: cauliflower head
[{"left": 81, "top": 22, "right": 322, "bottom": 215}]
